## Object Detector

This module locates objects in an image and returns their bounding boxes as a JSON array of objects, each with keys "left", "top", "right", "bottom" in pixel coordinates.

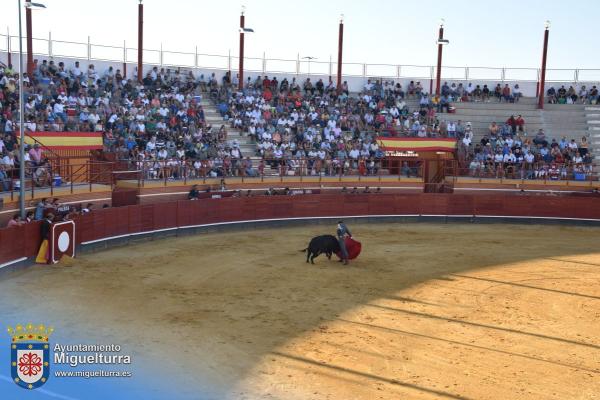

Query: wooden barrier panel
[
  {"left": 1, "top": 193, "right": 599, "bottom": 266},
  {"left": 0, "top": 226, "right": 26, "bottom": 262}
]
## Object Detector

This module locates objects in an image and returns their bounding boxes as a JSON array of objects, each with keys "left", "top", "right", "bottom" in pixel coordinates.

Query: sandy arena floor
[{"left": 2, "top": 223, "right": 599, "bottom": 399}]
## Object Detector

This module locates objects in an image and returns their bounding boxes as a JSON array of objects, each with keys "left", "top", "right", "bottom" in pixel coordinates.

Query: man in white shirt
[
  {"left": 567, "top": 140, "right": 578, "bottom": 151},
  {"left": 158, "top": 106, "right": 169, "bottom": 118},
  {"left": 53, "top": 100, "right": 67, "bottom": 124},
  {"left": 88, "top": 111, "right": 100, "bottom": 127},
  {"left": 71, "top": 61, "right": 82, "bottom": 79},
  {"left": 146, "top": 137, "right": 157, "bottom": 152},
  {"left": 447, "top": 121, "right": 456, "bottom": 137},
  {"left": 503, "top": 151, "right": 516, "bottom": 164},
  {"left": 57, "top": 91, "right": 68, "bottom": 104},
  {"left": 462, "top": 131, "right": 473, "bottom": 147},
  {"left": 4, "top": 119, "right": 14, "bottom": 134},
  {"left": 25, "top": 120, "right": 37, "bottom": 132},
  {"left": 465, "top": 83, "right": 474, "bottom": 95},
  {"left": 157, "top": 148, "right": 168, "bottom": 160}
]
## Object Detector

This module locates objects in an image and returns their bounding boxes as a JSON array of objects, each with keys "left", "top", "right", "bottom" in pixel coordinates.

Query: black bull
[{"left": 301, "top": 235, "right": 341, "bottom": 264}]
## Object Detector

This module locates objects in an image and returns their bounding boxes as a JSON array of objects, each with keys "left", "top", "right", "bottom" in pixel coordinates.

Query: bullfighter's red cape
[{"left": 336, "top": 237, "right": 362, "bottom": 260}]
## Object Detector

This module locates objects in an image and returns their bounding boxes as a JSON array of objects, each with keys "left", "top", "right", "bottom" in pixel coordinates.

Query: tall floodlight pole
[
  {"left": 25, "top": 0, "right": 33, "bottom": 76},
  {"left": 336, "top": 14, "right": 344, "bottom": 93},
  {"left": 18, "top": 0, "right": 46, "bottom": 218},
  {"left": 435, "top": 19, "right": 445, "bottom": 96},
  {"left": 18, "top": 0, "right": 25, "bottom": 218},
  {"left": 538, "top": 21, "right": 550, "bottom": 109},
  {"left": 239, "top": 7, "right": 245, "bottom": 91},
  {"left": 138, "top": 0, "right": 143, "bottom": 83},
  {"left": 238, "top": 6, "right": 254, "bottom": 91}
]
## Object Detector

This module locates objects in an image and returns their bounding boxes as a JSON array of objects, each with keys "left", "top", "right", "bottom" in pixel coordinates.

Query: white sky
[{"left": 2, "top": 0, "right": 599, "bottom": 80}]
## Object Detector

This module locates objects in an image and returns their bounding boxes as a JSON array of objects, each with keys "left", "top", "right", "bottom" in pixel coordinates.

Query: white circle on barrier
[{"left": 58, "top": 231, "right": 70, "bottom": 252}]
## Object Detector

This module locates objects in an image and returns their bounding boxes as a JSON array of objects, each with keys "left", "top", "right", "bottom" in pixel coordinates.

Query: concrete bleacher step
[
  {"left": 544, "top": 104, "right": 590, "bottom": 111},
  {"left": 198, "top": 97, "right": 259, "bottom": 155},
  {"left": 452, "top": 97, "right": 593, "bottom": 143},
  {"left": 440, "top": 114, "right": 543, "bottom": 122},
  {"left": 453, "top": 107, "right": 541, "bottom": 116},
  {"left": 454, "top": 104, "right": 541, "bottom": 113}
]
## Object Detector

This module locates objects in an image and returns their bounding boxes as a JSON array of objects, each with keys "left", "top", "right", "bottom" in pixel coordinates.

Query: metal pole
[
  {"left": 48, "top": 30, "right": 51, "bottom": 57},
  {"left": 138, "top": 0, "right": 143, "bottom": 83},
  {"left": 238, "top": 11, "right": 245, "bottom": 90},
  {"left": 435, "top": 24, "right": 444, "bottom": 96},
  {"left": 123, "top": 40, "right": 127, "bottom": 78},
  {"left": 429, "top": 66, "right": 434, "bottom": 94},
  {"left": 18, "top": 0, "right": 26, "bottom": 218},
  {"left": 538, "top": 23, "right": 549, "bottom": 109},
  {"left": 336, "top": 15, "right": 344, "bottom": 93},
  {"left": 25, "top": 0, "right": 33, "bottom": 76},
  {"left": 7, "top": 27, "right": 12, "bottom": 66}
]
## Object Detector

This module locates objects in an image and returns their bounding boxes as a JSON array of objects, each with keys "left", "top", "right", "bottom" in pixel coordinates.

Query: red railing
[
  {"left": 455, "top": 161, "right": 597, "bottom": 183},
  {"left": 113, "top": 158, "right": 425, "bottom": 187},
  {"left": 1, "top": 161, "right": 115, "bottom": 201}
]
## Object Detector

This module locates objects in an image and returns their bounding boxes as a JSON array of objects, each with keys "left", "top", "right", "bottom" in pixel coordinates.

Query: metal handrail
[
  {"left": 108, "top": 158, "right": 598, "bottom": 187},
  {"left": 2, "top": 32, "right": 599, "bottom": 82}
]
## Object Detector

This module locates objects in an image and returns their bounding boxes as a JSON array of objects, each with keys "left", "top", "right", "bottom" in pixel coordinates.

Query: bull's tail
[{"left": 299, "top": 248, "right": 308, "bottom": 253}]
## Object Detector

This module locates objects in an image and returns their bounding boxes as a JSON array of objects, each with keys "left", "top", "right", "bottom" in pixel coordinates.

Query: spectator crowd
[{"left": 0, "top": 57, "right": 596, "bottom": 186}]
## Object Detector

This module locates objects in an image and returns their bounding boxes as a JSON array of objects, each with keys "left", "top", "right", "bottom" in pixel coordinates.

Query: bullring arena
[
  {"left": 1, "top": 193, "right": 600, "bottom": 399},
  {"left": 2, "top": 1, "right": 600, "bottom": 398}
]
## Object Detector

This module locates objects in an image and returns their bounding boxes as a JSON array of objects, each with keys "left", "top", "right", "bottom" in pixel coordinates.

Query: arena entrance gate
[{"left": 377, "top": 138, "right": 457, "bottom": 193}]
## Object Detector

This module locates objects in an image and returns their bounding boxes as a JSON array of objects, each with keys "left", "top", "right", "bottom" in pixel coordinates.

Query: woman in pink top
[
  {"left": 6, "top": 214, "right": 23, "bottom": 228},
  {"left": 28, "top": 143, "right": 44, "bottom": 165}
]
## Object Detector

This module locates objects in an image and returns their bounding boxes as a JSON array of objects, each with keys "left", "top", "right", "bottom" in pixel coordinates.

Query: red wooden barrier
[{"left": 1, "top": 194, "right": 599, "bottom": 266}]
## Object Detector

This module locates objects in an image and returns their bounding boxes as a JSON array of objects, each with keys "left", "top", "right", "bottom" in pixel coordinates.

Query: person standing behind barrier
[
  {"left": 188, "top": 185, "right": 200, "bottom": 200},
  {"left": 36, "top": 213, "right": 54, "bottom": 264},
  {"left": 337, "top": 220, "right": 352, "bottom": 265},
  {"left": 34, "top": 198, "right": 48, "bottom": 220}
]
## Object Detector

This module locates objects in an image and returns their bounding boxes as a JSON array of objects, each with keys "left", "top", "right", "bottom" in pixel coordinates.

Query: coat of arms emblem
[{"left": 7, "top": 323, "right": 53, "bottom": 390}]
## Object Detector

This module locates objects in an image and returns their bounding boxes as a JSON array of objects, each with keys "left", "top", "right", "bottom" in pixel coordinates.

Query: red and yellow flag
[
  {"left": 377, "top": 138, "right": 456, "bottom": 152},
  {"left": 24, "top": 132, "right": 103, "bottom": 150}
]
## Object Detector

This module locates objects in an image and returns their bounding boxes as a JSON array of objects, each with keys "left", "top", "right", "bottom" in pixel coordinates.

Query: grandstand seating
[{"left": 1, "top": 55, "right": 598, "bottom": 186}]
